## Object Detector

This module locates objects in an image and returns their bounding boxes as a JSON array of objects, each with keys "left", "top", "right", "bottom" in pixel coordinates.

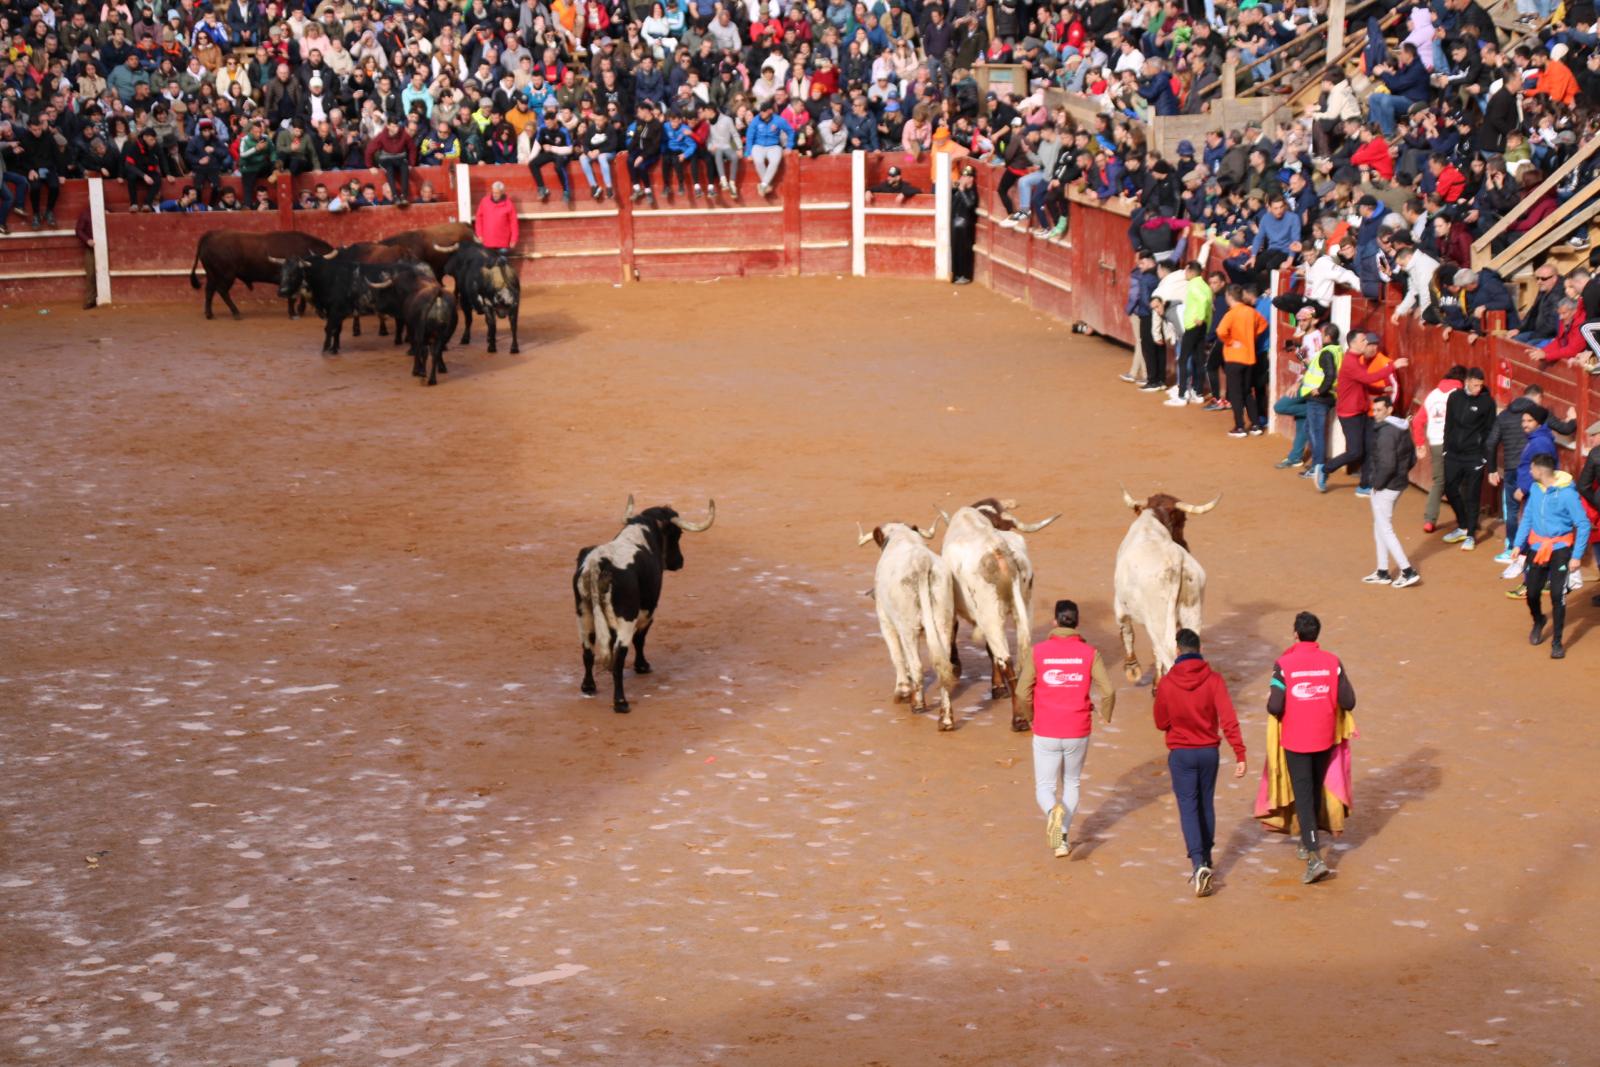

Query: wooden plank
[
  {"left": 1486, "top": 183, "right": 1600, "bottom": 276},
  {"left": 1471, "top": 136, "right": 1600, "bottom": 263}
]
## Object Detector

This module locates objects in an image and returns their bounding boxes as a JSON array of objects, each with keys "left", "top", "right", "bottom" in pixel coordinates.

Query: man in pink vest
[
  {"left": 1015, "top": 599, "right": 1117, "bottom": 859},
  {"left": 1267, "top": 611, "right": 1357, "bottom": 884}
]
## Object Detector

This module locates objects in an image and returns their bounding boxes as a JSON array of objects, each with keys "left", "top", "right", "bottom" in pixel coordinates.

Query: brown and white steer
[
  {"left": 1112, "top": 487, "right": 1219, "bottom": 685},
  {"left": 937, "top": 498, "right": 1059, "bottom": 731},
  {"left": 858, "top": 517, "right": 958, "bottom": 730}
]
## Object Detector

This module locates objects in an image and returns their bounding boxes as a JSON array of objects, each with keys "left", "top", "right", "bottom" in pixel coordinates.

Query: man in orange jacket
[{"left": 1216, "top": 283, "right": 1268, "bottom": 438}]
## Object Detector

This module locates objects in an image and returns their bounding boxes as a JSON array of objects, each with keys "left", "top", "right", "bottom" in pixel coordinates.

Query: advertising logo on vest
[
  {"left": 1042, "top": 669, "right": 1085, "bottom": 686},
  {"left": 1290, "top": 680, "right": 1330, "bottom": 700}
]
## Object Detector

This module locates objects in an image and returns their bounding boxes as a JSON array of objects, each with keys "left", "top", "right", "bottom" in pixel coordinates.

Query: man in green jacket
[{"left": 1175, "top": 261, "right": 1212, "bottom": 404}]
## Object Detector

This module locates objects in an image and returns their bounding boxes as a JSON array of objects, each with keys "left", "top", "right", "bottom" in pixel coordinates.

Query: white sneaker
[
  {"left": 1501, "top": 556, "right": 1526, "bottom": 580},
  {"left": 1118, "top": 373, "right": 1137, "bottom": 383},
  {"left": 1164, "top": 395, "right": 1188, "bottom": 407},
  {"left": 1568, "top": 570, "right": 1584, "bottom": 592},
  {"left": 1166, "top": 385, "right": 1180, "bottom": 399},
  {"left": 1186, "top": 391, "right": 1203, "bottom": 405},
  {"left": 1361, "top": 569, "right": 1393, "bottom": 584}
]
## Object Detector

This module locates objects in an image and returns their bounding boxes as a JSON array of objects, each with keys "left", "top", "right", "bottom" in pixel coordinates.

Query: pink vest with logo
[
  {"left": 1276, "top": 641, "right": 1341, "bottom": 752},
  {"left": 1031, "top": 634, "right": 1097, "bottom": 740}
]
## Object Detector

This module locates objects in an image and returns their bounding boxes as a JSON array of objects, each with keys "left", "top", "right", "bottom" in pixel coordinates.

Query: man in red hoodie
[
  {"left": 1153, "top": 628, "right": 1246, "bottom": 897},
  {"left": 1317, "top": 331, "right": 1409, "bottom": 494}
]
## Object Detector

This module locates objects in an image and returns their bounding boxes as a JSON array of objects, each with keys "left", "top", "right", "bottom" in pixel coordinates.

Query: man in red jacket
[
  {"left": 1317, "top": 331, "right": 1409, "bottom": 494},
  {"left": 1153, "top": 628, "right": 1246, "bottom": 897},
  {"left": 473, "top": 180, "right": 519, "bottom": 252}
]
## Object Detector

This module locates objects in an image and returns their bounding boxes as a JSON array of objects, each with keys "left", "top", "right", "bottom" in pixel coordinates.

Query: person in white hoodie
[
  {"left": 1408, "top": 364, "right": 1465, "bottom": 533},
  {"left": 1152, "top": 261, "right": 1189, "bottom": 405},
  {"left": 1390, "top": 241, "right": 1440, "bottom": 323}
]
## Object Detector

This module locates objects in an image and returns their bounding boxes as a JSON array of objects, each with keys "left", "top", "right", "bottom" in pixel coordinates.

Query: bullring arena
[{"left": 3, "top": 160, "right": 1598, "bottom": 1066}]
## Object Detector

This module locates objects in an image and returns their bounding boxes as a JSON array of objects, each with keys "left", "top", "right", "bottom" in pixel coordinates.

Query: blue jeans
[
  {"left": 1307, "top": 399, "right": 1332, "bottom": 468},
  {"left": 1018, "top": 171, "right": 1048, "bottom": 215},
  {"left": 0, "top": 170, "right": 28, "bottom": 224},
  {"left": 1168, "top": 747, "right": 1220, "bottom": 870},
  {"left": 579, "top": 151, "right": 615, "bottom": 190},
  {"left": 1275, "top": 393, "right": 1309, "bottom": 462},
  {"left": 1366, "top": 93, "right": 1408, "bottom": 137},
  {"left": 1503, "top": 481, "right": 1523, "bottom": 549}
]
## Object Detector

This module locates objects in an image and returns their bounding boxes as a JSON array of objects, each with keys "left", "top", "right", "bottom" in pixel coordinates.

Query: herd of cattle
[
  {"left": 187, "top": 222, "right": 521, "bottom": 386},
  {"left": 572, "top": 490, "right": 1219, "bottom": 725}
]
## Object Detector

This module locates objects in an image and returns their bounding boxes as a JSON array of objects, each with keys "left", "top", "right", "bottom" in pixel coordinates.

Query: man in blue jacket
[
  {"left": 744, "top": 99, "right": 794, "bottom": 196},
  {"left": 1123, "top": 250, "right": 1159, "bottom": 388},
  {"left": 1354, "top": 195, "right": 1389, "bottom": 299},
  {"left": 1366, "top": 43, "right": 1431, "bottom": 136},
  {"left": 1137, "top": 58, "right": 1181, "bottom": 116},
  {"left": 1515, "top": 452, "right": 1592, "bottom": 659}
]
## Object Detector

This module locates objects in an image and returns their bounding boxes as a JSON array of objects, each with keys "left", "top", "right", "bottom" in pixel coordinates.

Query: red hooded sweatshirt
[{"left": 1152, "top": 654, "right": 1246, "bottom": 760}]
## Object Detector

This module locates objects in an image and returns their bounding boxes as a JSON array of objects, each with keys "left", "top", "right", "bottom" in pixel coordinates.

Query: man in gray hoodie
[{"left": 1363, "top": 395, "right": 1420, "bottom": 588}]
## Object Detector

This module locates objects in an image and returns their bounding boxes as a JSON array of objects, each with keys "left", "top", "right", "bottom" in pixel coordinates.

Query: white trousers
[
  {"left": 1033, "top": 734, "right": 1091, "bottom": 821},
  {"left": 1371, "top": 487, "right": 1410, "bottom": 571},
  {"left": 751, "top": 145, "right": 783, "bottom": 185}
]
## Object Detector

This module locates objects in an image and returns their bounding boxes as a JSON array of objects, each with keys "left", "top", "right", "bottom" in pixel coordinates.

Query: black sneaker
[
  {"left": 1139, "top": 381, "right": 1166, "bottom": 391},
  {"left": 1530, "top": 618, "right": 1548, "bottom": 645},
  {"left": 1361, "top": 569, "right": 1392, "bottom": 584},
  {"left": 537, "top": 187, "right": 550, "bottom": 201},
  {"left": 31, "top": 213, "right": 41, "bottom": 228},
  {"left": 44, "top": 211, "right": 56, "bottom": 226},
  {"left": 1392, "top": 568, "right": 1421, "bottom": 588},
  {"left": 1551, "top": 641, "right": 1566, "bottom": 660}
]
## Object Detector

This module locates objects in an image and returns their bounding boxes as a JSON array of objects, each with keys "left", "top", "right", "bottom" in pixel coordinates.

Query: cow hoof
[
  {"left": 910, "top": 699, "right": 927, "bottom": 714},
  {"left": 990, "top": 685, "right": 1009, "bottom": 700},
  {"left": 1124, "top": 664, "right": 1142, "bottom": 683},
  {"left": 892, "top": 691, "right": 910, "bottom": 705},
  {"left": 1011, "top": 718, "right": 1031, "bottom": 733},
  {"left": 938, "top": 716, "right": 955, "bottom": 731},
  {"left": 205, "top": 311, "right": 214, "bottom": 320},
  {"left": 580, "top": 679, "right": 597, "bottom": 695},
  {"left": 634, "top": 661, "right": 652, "bottom": 674},
  {"left": 613, "top": 700, "right": 630, "bottom": 714}
]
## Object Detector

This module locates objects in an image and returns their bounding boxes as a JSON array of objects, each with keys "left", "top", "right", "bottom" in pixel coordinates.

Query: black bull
[
  {"left": 277, "top": 254, "right": 435, "bottom": 356},
  {"left": 445, "top": 244, "right": 522, "bottom": 354},
  {"left": 189, "top": 229, "right": 333, "bottom": 320}
]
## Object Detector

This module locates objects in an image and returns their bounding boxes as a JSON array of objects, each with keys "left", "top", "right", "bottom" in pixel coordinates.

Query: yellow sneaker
[{"left": 1046, "top": 804, "right": 1065, "bottom": 854}]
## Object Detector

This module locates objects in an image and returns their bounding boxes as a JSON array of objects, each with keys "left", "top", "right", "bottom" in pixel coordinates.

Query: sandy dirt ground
[{"left": 2, "top": 277, "right": 1597, "bottom": 1067}]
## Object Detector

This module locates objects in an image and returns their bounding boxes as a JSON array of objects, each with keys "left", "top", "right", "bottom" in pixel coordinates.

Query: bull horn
[
  {"left": 365, "top": 274, "right": 395, "bottom": 288},
  {"left": 1007, "top": 512, "right": 1060, "bottom": 533},
  {"left": 917, "top": 512, "right": 941, "bottom": 540},
  {"left": 267, "top": 255, "right": 285, "bottom": 265},
  {"left": 856, "top": 522, "right": 876, "bottom": 547},
  {"left": 1175, "top": 494, "right": 1222, "bottom": 515},
  {"left": 623, "top": 494, "right": 635, "bottom": 521},
  {"left": 321, "top": 249, "right": 340, "bottom": 259},
  {"left": 672, "top": 500, "right": 716, "bottom": 533},
  {"left": 1120, "top": 484, "right": 1140, "bottom": 510},
  {"left": 934, "top": 504, "right": 951, "bottom": 526},
  {"left": 434, "top": 241, "right": 460, "bottom": 253}
]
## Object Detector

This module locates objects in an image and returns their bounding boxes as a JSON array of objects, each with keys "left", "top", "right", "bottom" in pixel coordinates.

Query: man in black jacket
[
  {"left": 1516, "top": 264, "right": 1565, "bottom": 344},
  {"left": 1477, "top": 69, "right": 1521, "bottom": 154},
  {"left": 1364, "top": 395, "right": 1421, "bottom": 587},
  {"left": 1441, "top": 367, "right": 1497, "bottom": 550},
  {"left": 16, "top": 112, "right": 63, "bottom": 227}
]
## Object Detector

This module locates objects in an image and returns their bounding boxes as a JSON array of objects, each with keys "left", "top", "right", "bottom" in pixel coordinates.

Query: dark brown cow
[
  {"left": 380, "top": 222, "right": 477, "bottom": 279},
  {"left": 188, "top": 229, "right": 333, "bottom": 320}
]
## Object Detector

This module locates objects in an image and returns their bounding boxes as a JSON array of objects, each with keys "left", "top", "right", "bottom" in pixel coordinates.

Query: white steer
[
  {"left": 858, "top": 518, "right": 959, "bottom": 730},
  {"left": 938, "top": 498, "right": 1059, "bottom": 731},
  {"left": 1112, "top": 487, "right": 1219, "bottom": 685}
]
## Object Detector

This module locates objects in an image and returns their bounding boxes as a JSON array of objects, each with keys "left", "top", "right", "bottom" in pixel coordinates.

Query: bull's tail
[
  {"left": 917, "top": 571, "right": 957, "bottom": 694},
  {"left": 189, "top": 233, "right": 208, "bottom": 290},
  {"left": 577, "top": 558, "right": 618, "bottom": 670}
]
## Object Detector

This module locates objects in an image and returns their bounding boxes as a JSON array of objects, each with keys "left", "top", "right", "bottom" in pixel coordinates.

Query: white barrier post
[
  {"left": 455, "top": 162, "right": 472, "bottom": 224},
  {"left": 934, "top": 153, "right": 951, "bottom": 281},
  {"left": 88, "top": 176, "right": 111, "bottom": 306},
  {"left": 850, "top": 150, "right": 865, "bottom": 277}
]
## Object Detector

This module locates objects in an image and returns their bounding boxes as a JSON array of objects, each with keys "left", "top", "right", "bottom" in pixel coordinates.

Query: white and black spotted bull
[
  {"left": 1113, "top": 487, "right": 1219, "bottom": 685},
  {"left": 858, "top": 516, "right": 958, "bottom": 730},
  {"left": 574, "top": 496, "right": 716, "bottom": 713},
  {"left": 938, "top": 498, "right": 1059, "bottom": 731},
  {"left": 444, "top": 243, "right": 521, "bottom": 354}
]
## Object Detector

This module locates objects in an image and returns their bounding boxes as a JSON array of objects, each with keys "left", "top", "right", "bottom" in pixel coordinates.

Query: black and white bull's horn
[
  {"left": 1004, "top": 509, "right": 1059, "bottom": 533},
  {"left": 365, "top": 273, "right": 395, "bottom": 288},
  {"left": 1175, "top": 494, "right": 1222, "bottom": 515},
  {"left": 856, "top": 522, "right": 876, "bottom": 547},
  {"left": 434, "top": 241, "right": 460, "bottom": 253},
  {"left": 321, "top": 249, "right": 340, "bottom": 259},
  {"left": 623, "top": 494, "right": 635, "bottom": 521},
  {"left": 672, "top": 500, "right": 716, "bottom": 533},
  {"left": 1120, "top": 484, "right": 1141, "bottom": 510}
]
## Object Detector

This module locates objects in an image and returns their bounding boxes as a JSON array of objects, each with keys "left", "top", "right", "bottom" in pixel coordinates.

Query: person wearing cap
[
  {"left": 950, "top": 163, "right": 978, "bottom": 284},
  {"left": 1154, "top": 627, "right": 1245, "bottom": 896},
  {"left": 528, "top": 108, "right": 574, "bottom": 201},
  {"left": 1513, "top": 451, "right": 1590, "bottom": 659},
  {"left": 867, "top": 164, "right": 921, "bottom": 205},
  {"left": 183, "top": 119, "right": 227, "bottom": 209},
  {"left": 744, "top": 99, "right": 794, "bottom": 196},
  {"left": 1015, "top": 599, "right": 1116, "bottom": 860}
]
